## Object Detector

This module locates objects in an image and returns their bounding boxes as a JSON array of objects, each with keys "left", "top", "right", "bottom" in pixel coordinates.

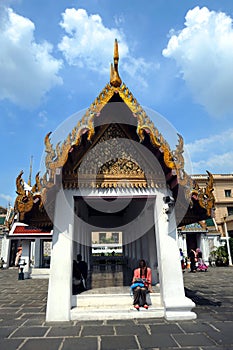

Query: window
[
  {"left": 112, "top": 232, "right": 119, "bottom": 243},
  {"left": 99, "top": 232, "right": 106, "bottom": 243},
  {"left": 225, "top": 189, "right": 231, "bottom": 197},
  {"left": 227, "top": 207, "right": 233, "bottom": 216}
]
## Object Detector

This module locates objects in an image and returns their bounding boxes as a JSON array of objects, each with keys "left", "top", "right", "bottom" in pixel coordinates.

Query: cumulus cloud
[
  {"left": 58, "top": 8, "right": 153, "bottom": 82},
  {"left": 0, "top": 7, "right": 63, "bottom": 108},
  {"left": 37, "top": 110, "right": 48, "bottom": 128},
  {"left": 0, "top": 193, "right": 12, "bottom": 204},
  {"left": 162, "top": 6, "right": 233, "bottom": 117},
  {"left": 186, "top": 129, "right": 233, "bottom": 174},
  {"left": 191, "top": 152, "right": 233, "bottom": 174}
]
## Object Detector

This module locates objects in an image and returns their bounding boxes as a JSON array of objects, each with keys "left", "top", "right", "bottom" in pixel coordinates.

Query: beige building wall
[{"left": 92, "top": 231, "right": 122, "bottom": 244}]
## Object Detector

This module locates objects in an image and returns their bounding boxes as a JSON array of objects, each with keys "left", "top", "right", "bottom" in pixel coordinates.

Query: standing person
[
  {"left": 179, "top": 248, "right": 185, "bottom": 271},
  {"left": 72, "top": 259, "right": 82, "bottom": 295},
  {"left": 132, "top": 259, "right": 152, "bottom": 310},
  {"left": 77, "top": 254, "right": 88, "bottom": 289},
  {"left": 196, "top": 248, "right": 203, "bottom": 263},
  {"left": 15, "top": 247, "right": 22, "bottom": 267},
  {"left": 188, "top": 249, "right": 196, "bottom": 273}
]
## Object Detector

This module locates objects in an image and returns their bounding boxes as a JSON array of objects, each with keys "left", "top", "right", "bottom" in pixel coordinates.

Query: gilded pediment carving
[{"left": 99, "top": 158, "right": 144, "bottom": 176}]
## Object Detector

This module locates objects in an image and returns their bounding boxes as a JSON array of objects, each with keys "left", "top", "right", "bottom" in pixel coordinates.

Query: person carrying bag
[{"left": 131, "top": 259, "right": 152, "bottom": 310}]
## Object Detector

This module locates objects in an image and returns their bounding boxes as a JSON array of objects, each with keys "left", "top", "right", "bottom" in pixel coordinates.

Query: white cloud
[
  {"left": 0, "top": 7, "right": 63, "bottom": 108},
  {"left": 191, "top": 152, "right": 233, "bottom": 174},
  {"left": 0, "top": 193, "right": 12, "bottom": 204},
  {"left": 37, "top": 110, "right": 48, "bottom": 128},
  {"left": 186, "top": 129, "right": 233, "bottom": 174},
  {"left": 162, "top": 6, "right": 233, "bottom": 117},
  {"left": 58, "top": 8, "right": 153, "bottom": 81}
]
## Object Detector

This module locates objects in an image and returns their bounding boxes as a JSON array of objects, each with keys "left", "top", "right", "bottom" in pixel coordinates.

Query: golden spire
[
  {"left": 110, "top": 39, "right": 122, "bottom": 87},
  {"left": 28, "top": 155, "right": 33, "bottom": 186}
]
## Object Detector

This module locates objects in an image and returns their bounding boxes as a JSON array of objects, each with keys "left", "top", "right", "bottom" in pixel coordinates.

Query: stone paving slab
[
  {"left": 62, "top": 337, "right": 99, "bottom": 350},
  {"left": 1, "top": 267, "right": 233, "bottom": 349},
  {"left": 101, "top": 335, "right": 139, "bottom": 350}
]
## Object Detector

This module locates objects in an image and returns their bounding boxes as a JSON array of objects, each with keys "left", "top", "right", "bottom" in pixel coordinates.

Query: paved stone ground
[{"left": 0, "top": 266, "right": 233, "bottom": 350}]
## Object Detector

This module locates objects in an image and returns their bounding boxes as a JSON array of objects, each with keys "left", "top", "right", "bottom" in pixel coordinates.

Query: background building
[{"left": 178, "top": 174, "right": 233, "bottom": 264}]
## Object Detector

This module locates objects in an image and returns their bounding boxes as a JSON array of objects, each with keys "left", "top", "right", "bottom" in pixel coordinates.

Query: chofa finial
[{"left": 110, "top": 39, "right": 122, "bottom": 87}]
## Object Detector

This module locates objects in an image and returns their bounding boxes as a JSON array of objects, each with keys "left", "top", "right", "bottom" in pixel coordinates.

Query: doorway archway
[{"left": 73, "top": 193, "right": 158, "bottom": 290}]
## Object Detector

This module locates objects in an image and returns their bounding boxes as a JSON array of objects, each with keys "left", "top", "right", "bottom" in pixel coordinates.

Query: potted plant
[{"left": 210, "top": 244, "right": 229, "bottom": 266}]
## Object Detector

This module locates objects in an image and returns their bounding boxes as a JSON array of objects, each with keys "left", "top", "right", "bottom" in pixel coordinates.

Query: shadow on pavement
[{"left": 185, "top": 287, "right": 222, "bottom": 307}]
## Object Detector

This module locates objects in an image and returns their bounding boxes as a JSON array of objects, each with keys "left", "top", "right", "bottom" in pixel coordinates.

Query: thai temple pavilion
[{"left": 7, "top": 40, "right": 215, "bottom": 321}]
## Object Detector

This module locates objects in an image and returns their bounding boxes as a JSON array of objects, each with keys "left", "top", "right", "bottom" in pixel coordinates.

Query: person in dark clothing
[
  {"left": 179, "top": 248, "right": 185, "bottom": 270},
  {"left": 72, "top": 259, "right": 83, "bottom": 294},
  {"left": 188, "top": 249, "right": 196, "bottom": 273},
  {"left": 77, "top": 254, "right": 88, "bottom": 288}
]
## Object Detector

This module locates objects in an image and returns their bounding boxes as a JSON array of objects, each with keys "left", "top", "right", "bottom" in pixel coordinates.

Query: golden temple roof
[
  {"left": 13, "top": 40, "right": 215, "bottom": 225},
  {"left": 43, "top": 39, "right": 188, "bottom": 189}
]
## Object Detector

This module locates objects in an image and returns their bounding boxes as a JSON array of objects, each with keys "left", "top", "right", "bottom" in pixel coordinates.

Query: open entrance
[{"left": 73, "top": 195, "right": 157, "bottom": 292}]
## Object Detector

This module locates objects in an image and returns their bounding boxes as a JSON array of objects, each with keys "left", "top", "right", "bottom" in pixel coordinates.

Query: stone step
[
  {"left": 71, "top": 292, "right": 164, "bottom": 320},
  {"left": 70, "top": 306, "right": 164, "bottom": 320},
  {"left": 72, "top": 292, "right": 161, "bottom": 309}
]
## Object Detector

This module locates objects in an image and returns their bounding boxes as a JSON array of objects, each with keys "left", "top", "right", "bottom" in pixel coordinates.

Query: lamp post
[{"left": 223, "top": 216, "right": 232, "bottom": 266}]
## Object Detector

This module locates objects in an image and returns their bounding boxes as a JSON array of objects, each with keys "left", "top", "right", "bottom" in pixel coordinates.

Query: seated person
[{"left": 132, "top": 259, "right": 152, "bottom": 310}]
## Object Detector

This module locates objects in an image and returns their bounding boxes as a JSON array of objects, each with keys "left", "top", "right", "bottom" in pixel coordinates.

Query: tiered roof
[{"left": 12, "top": 40, "right": 215, "bottom": 229}]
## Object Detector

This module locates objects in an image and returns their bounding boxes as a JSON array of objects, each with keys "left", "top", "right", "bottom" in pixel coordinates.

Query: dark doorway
[{"left": 186, "top": 234, "right": 197, "bottom": 253}]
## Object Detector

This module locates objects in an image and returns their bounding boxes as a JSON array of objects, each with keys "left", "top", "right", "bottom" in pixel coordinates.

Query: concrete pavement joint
[{"left": 1, "top": 267, "right": 233, "bottom": 349}]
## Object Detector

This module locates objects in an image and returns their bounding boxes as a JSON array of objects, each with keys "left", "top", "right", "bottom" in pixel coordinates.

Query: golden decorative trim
[
  {"left": 110, "top": 39, "right": 122, "bottom": 88},
  {"left": 191, "top": 171, "right": 215, "bottom": 216},
  {"left": 42, "top": 40, "right": 192, "bottom": 191},
  {"left": 43, "top": 82, "right": 188, "bottom": 185},
  {"left": 14, "top": 171, "right": 43, "bottom": 219}
]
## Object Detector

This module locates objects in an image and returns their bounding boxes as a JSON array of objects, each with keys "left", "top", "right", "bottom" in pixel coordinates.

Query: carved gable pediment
[{"left": 62, "top": 123, "right": 165, "bottom": 189}]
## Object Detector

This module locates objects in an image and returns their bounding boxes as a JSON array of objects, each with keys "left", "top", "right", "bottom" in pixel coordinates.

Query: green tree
[{"left": 210, "top": 243, "right": 229, "bottom": 266}]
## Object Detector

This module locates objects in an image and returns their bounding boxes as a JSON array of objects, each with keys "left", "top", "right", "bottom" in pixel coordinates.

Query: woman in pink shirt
[{"left": 132, "top": 259, "right": 152, "bottom": 310}]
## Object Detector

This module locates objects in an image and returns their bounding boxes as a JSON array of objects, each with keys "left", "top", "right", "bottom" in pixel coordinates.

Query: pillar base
[{"left": 164, "top": 297, "right": 197, "bottom": 321}]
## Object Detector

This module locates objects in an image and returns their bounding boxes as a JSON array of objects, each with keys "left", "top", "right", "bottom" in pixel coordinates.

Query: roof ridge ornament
[{"left": 110, "top": 39, "right": 122, "bottom": 87}]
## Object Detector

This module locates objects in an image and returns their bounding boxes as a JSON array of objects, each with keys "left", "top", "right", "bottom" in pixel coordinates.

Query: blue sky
[{"left": 1, "top": 0, "right": 233, "bottom": 208}]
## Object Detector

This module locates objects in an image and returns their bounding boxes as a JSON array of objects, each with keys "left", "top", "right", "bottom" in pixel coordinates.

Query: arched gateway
[{"left": 12, "top": 40, "right": 214, "bottom": 322}]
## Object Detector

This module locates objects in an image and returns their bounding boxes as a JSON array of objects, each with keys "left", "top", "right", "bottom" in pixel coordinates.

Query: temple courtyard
[{"left": 0, "top": 266, "right": 233, "bottom": 350}]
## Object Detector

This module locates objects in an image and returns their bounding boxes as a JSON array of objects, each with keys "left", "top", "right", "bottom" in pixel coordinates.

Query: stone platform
[{"left": 1, "top": 266, "right": 233, "bottom": 349}]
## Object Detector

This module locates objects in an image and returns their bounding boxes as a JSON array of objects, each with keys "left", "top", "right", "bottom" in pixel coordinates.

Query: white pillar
[
  {"left": 2, "top": 234, "right": 10, "bottom": 267},
  {"left": 46, "top": 190, "right": 74, "bottom": 322},
  {"left": 34, "top": 239, "right": 41, "bottom": 267},
  {"left": 154, "top": 192, "right": 196, "bottom": 320},
  {"left": 224, "top": 221, "right": 233, "bottom": 266},
  {"left": 147, "top": 227, "right": 158, "bottom": 285}
]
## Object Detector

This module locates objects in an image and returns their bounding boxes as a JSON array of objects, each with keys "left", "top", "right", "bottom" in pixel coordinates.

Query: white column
[
  {"left": 46, "top": 189, "right": 74, "bottom": 322},
  {"left": 34, "top": 239, "right": 41, "bottom": 267},
  {"left": 2, "top": 234, "right": 10, "bottom": 267},
  {"left": 147, "top": 227, "right": 158, "bottom": 285},
  {"left": 154, "top": 192, "right": 196, "bottom": 320},
  {"left": 224, "top": 221, "right": 233, "bottom": 266}
]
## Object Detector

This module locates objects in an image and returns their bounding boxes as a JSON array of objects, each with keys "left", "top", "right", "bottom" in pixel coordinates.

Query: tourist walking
[
  {"left": 188, "top": 249, "right": 196, "bottom": 273},
  {"left": 179, "top": 248, "right": 185, "bottom": 270}
]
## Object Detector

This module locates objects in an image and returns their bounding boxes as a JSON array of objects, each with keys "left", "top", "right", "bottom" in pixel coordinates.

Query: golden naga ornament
[
  {"left": 198, "top": 171, "right": 215, "bottom": 216},
  {"left": 14, "top": 171, "right": 34, "bottom": 219},
  {"left": 14, "top": 171, "right": 44, "bottom": 219},
  {"left": 191, "top": 171, "right": 215, "bottom": 216}
]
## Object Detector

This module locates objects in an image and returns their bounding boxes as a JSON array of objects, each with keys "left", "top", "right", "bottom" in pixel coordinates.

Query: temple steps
[{"left": 71, "top": 291, "right": 164, "bottom": 320}]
